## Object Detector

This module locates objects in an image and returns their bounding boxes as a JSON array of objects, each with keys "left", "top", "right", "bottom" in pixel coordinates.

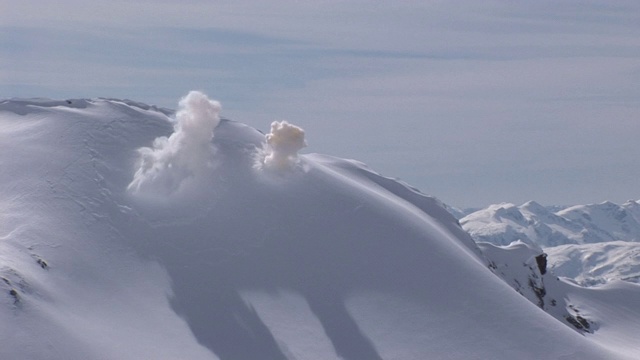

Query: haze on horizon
[{"left": 1, "top": 0, "right": 639, "bottom": 208}]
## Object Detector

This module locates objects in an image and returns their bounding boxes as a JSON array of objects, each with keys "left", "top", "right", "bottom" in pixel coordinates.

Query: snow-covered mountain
[
  {"left": 459, "top": 200, "right": 640, "bottom": 289},
  {"left": 1, "top": 94, "right": 639, "bottom": 359},
  {"left": 558, "top": 201, "right": 640, "bottom": 243},
  {"left": 460, "top": 200, "right": 640, "bottom": 247},
  {"left": 546, "top": 241, "right": 640, "bottom": 286}
]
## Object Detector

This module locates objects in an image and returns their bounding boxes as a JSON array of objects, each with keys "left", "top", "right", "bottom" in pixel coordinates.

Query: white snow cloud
[
  {"left": 258, "top": 120, "right": 306, "bottom": 170},
  {"left": 128, "top": 91, "right": 221, "bottom": 196}
]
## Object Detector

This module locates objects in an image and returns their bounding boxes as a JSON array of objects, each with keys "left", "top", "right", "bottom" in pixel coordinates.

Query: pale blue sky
[{"left": 2, "top": 0, "right": 639, "bottom": 207}]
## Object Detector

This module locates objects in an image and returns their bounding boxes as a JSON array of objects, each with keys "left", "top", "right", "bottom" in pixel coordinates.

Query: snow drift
[{"left": 1, "top": 95, "right": 639, "bottom": 359}]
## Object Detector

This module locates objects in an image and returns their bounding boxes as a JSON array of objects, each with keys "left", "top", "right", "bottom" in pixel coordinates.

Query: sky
[{"left": 1, "top": 0, "right": 639, "bottom": 208}]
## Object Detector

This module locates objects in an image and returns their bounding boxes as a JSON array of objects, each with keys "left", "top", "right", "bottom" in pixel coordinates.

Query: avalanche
[{"left": 1, "top": 93, "right": 639, "bottom": 359}]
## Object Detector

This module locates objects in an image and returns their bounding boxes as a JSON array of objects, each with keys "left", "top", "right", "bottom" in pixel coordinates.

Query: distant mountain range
[
  {"left": 455, "top": 200, "right": 640, "bottom": 286},
  {"left": 459, "top": 200, "right": 640, "bottom": 247}
]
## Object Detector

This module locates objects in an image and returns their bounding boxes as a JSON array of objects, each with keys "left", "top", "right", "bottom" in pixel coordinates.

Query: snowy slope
[
  {"left": 479, "top": 240, "right": 640, "bottom": 359},
  {"left": 477, "top": 240, "right": 640, "bottom": 358},
  {"left": 1, "top": 95, "right": 639, "bottom": 359},
  {"left": 478, "top": 241, "right": 598, "bottom": 332},
  {"left": 0, "top": 98, "right": 214, "bottom": 359}
]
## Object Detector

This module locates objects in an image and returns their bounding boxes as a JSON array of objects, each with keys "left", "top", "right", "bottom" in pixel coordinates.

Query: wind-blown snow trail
[{"left": 1, "top": 97, "right": 638, "bottom": 359}]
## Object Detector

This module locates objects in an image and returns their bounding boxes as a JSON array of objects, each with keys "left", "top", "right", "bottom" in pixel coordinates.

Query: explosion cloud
[
  {"left": 128, "top": 91, "right": 221, "bottom": 196},
  {"left": 262, "top": 120, "right": 307, "bottom": 170}
]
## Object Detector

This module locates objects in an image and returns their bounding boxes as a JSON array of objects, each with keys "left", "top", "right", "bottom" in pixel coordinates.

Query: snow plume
[
  {"left": 128, "top": 91, "right": 221, "bottom": 197},
  {"left": 258, "top": 120, "right": 307, "bottom": 170}
]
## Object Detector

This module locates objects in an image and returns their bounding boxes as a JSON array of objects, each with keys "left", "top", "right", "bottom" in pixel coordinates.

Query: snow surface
[{"left": 1, "top": 94, "right": 639, "bottom": 359}]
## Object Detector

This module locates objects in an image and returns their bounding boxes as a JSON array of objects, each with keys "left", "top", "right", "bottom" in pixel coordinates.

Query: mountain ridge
[
  {"left": 1, "top": 96, "right": 638, "bottom": 359},
  {"left": 460, "top": 199, "right": 640, "bottom": 248}
]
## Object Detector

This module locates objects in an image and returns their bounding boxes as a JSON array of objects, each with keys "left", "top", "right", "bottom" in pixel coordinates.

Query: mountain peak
[{"left": 521, "top": 200, "right": 548, "bottom": 214}]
